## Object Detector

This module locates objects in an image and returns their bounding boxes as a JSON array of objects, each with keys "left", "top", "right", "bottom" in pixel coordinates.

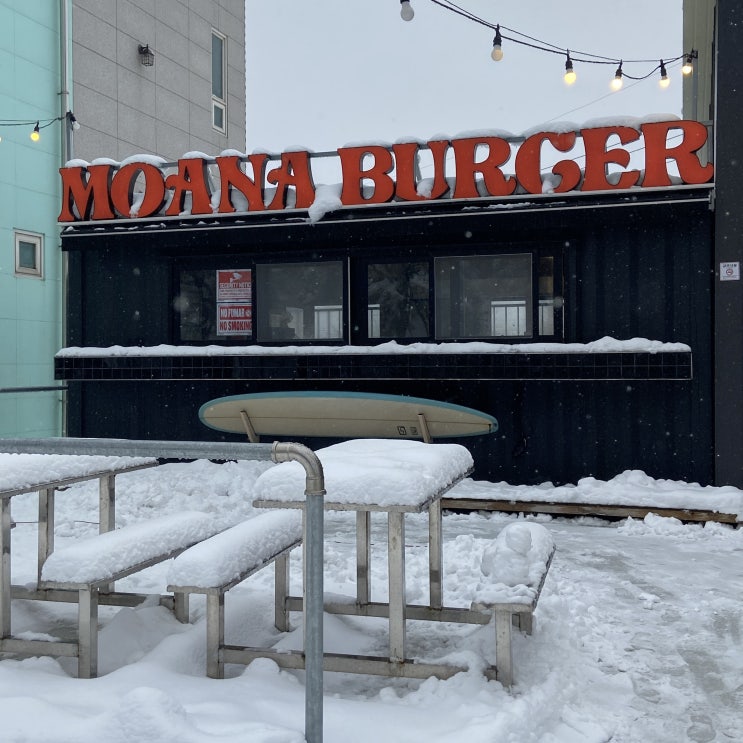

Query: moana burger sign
[{"left": 58, "top": 120, "right": 713, "bottom": 223}]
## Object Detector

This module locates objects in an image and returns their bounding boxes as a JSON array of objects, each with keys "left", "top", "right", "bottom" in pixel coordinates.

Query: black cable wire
[{"left": 427, "top": 0, "right": 687, "bottom": 70}]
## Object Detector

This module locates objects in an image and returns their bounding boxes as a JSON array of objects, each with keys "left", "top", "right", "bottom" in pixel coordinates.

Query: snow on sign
[
  {"left": 216, "top": 270, "right": 252, "bottom": 335},
  {"left": 720, "top": 262, "right": 740, "bottom": 281}
]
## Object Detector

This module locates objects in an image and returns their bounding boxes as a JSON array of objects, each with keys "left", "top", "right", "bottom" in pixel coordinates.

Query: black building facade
[{"left": 56, "top": 177, "right": 714, "bottom": 485}]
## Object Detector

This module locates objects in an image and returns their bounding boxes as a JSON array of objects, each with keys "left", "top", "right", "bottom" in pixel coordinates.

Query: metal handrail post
[
  {"left": 0, "top": 437, "right": 326, "bottom": 742},
  {"left": 272, "top": 442, "right": 325, "bottom": 743}
]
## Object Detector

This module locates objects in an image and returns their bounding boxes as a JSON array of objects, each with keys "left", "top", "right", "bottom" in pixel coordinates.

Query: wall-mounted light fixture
[{"left": 138, "top": 44, "right": 154, "bottom": 66}]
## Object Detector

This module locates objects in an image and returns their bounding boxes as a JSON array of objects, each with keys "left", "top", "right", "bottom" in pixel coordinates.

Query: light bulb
[
  {"left": 491, "top": 25, "right": 503, "bottom": 61},
  {"left": 30, "top": 122, "right": 40, "bottom": 142},
  {"left": 611, "top": 63, "right": 623, "bottom": 91},
  {"left": 681, "top": 54, "right": 694, "bottom": 75},
  {"left": 400, "top": 0, "right": 414, "bottom": 21},
  {"left": 564, "top": 53, "right": 576, "bottom": 85},
  {"left": 659, "top": 60, "right": 670, "bottom": 89}
]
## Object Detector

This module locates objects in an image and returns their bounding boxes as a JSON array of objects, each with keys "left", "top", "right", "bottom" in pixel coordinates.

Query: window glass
[
  {"left": 367, "top": 262, "right": 429, "bottom": 338},
  {"left": 257, "top": 262, "right": 344, "bottom": 342},
  {"left": 538, "top": 256, "right": 556, "bottom": 336},
  {"left": 211, "top": 32, "right": 224, "bottom": 99},
  {"left": 14, "top": 231, "right": 43, "bottom": 277},
  {"left": 435, "top": 254, "right": 532, "bottom": 339},
  {"left": 177, "top": 270, "right": 219, "bottom": 341}
]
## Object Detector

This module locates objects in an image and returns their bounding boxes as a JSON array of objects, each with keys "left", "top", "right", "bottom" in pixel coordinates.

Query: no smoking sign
[{"left": 720, "top": 262, "right": 740, "bottom": 281}]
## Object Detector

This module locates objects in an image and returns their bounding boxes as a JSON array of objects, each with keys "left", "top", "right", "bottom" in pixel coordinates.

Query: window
[
  {"left": 15, "top": 231, "right": 43, "bottom": 278},
  {"left": 435, "top": 254, "right": 532, "bottom": 339},
  {"left": 367, "top": 262, "right": 429, "bottom": 338},
  {"left": 211, "top": 30, "right": 227, "bottom": 134},
  {"left": 256, "top": 262, "right": 344, "bottom": 342}
]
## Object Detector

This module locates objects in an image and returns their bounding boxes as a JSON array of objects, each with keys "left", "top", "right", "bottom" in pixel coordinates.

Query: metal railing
[{"left": 0, "top": 437, "right": 326, "bottom": 743}]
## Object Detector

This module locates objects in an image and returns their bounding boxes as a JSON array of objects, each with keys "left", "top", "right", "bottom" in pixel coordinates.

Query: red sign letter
[
  {"left": 641, "top": 120, "right": 714, "bottom": 187},
  {"left": 581, "top": 126, "right": 641, "bottom": 191},
  {"left": 164, "top": 158, "right": 213, "bottom": 216},
  {"left": 393, "top": 141, "right": 450, "bottom": 201},
  {"left": 338, "top": 146, "right": 396, "bottom": 205},
  {"left": 216, "top": 154, "right": 268, "bottom": 212},
  {"left": 110, "top": 163, "right": 166, "bottom": 218},
  {"left": 451, "top": 137, "right": 516, "bottom": 199},
  {"left": 58, "top": 165, "right": 115, "bottom": 221},
  {"left": 515, "top": 131, "right": 579, "bottom": 194},
  {"left": 266, "top": 151, "right": 316, "bottom": 209}
]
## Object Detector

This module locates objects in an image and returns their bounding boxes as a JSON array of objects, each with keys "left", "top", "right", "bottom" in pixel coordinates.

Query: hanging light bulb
[
  {"left": 563, "top": 52, "right": 576, "bottom": 85},
  {"left": 30, "top": 122, "right": 40, "bottom": 142},
  {"left": 611, "top": 62, "right": 623, "bottom": 91},
  {"left": 400, "top": 0, "right": 414, "bottom": 21},
  {"left": 681, "top": 52, "right": 694, "bottom": 76},
  {"left": 491, "top": 25, "right": 503, "bottom": 61},
  {"left": 659, "top": 59, "right": 670, "bottom": 88}
]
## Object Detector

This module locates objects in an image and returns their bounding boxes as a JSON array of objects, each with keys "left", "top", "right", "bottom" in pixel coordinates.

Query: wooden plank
[{"left": 441, "top": 498, "right": 740, "bottom": 525}]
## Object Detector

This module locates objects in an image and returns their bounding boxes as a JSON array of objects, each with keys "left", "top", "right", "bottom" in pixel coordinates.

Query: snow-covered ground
[{"left": 1, "top": 457, "right": 742, "bottom": 742}]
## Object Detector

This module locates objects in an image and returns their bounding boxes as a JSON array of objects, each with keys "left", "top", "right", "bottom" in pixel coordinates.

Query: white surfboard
[{"left": 199, "top": 391, "right": 498, "bottom": 442}]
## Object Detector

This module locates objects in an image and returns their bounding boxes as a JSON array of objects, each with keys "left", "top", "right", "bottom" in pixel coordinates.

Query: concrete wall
[
  {"left": 0, "top": 1, "right": 64, "bottom": 437},
  {"left": 71, "top": 0, "right": 246, "bottom": 162}
]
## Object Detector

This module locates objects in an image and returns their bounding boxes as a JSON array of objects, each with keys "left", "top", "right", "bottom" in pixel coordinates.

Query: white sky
[{"left": 244, "top": 0, "right": 684, "bottom": 154}]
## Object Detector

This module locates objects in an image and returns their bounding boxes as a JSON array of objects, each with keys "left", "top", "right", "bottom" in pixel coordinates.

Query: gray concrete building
[{"left": 70, "top": 0, "right": 246, "bottom": 162}]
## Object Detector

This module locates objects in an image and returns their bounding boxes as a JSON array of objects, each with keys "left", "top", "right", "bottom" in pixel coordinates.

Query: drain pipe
[{"left": 272, "top": 442, "right": 325, "bottom": 743}]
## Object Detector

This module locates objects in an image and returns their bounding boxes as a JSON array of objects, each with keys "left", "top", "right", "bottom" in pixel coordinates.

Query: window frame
[
  {"left": 211, "top": 29, "right": 227, "bottom": 135},
  {"left": 14, "top": 230, "right": 43, "bottom": 278}
]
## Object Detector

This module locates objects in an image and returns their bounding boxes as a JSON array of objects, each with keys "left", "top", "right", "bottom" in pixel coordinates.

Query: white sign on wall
[{"left": 720, "top": 262, "right": 740, "bottom": 281}]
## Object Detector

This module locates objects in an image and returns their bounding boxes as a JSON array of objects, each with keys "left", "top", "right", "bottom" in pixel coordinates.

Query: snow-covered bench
[
  {"left": 39, "top": 510, "right": 223, "bottom": 678},
  {"left": 167, "top": 510, "right": 303, "bottom": 678},
  {"left": 471, "top": 522, "right": 556, "bottom": 687}
]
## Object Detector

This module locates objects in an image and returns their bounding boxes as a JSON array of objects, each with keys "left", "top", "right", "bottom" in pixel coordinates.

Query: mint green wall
[{"left": 0, "top": 1, "right": 64, "bottom": 436}]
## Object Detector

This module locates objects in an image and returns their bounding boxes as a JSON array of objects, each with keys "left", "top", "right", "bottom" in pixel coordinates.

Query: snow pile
[
  {"left": 254, "top": 438, "right": 473, "bottom": 508},
  {"left": 452, "top": 469, "right": 743, "bottom": 519},
  {"left": 473, "top": 522, "right": 555, "bottom": 605},
  {"left": 167, "top": 510, "right": 302, "bottom": 589},
  {"left": 0, "top": 454, "right": 156, "bottom": 493},
  {"left": 55, "top": 336, "right": 691, "bottom": 357},
  {"left": 40, "top": 511, "right": 222, "bottom": 584}
]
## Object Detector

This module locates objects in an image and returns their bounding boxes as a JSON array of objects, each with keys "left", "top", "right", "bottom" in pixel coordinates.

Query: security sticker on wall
[{"left": 720, "top": 262, "right": 740, "bottom": 281}]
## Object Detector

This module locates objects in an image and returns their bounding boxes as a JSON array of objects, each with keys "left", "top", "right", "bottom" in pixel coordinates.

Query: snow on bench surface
[
  {"left": 472, "top": 522, "right": 555, "bottom": 606},
  {"left": 0, "top": 453, "right": 157, "bottom": 493},
  {"left": 40, "top": 511, "right": 221, "bottom": 585},
  {"left": 254, "top": 439, "right": 474, "bottom": 509},
  {"left": 449, "top": 469, "right": 743, "bottom": 520},
  {"left": 167, "top": 510, "right": 302, "bottom": 591}
]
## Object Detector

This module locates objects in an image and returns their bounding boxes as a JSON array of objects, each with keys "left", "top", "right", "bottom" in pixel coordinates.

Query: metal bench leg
[
  {"left": 174, "top": 591, "right": 189, "bottom": 623},
  {"left": 274, "top": 554, "right": 291, "bottom": 632},
  {"left": 356, "top": 511, "right": 370, "bottom": 604},
  {"left": 37, "top": 488, "right": 54, "bottom": 587},
  {"left": 494, "top": 608, "right": 514, "bottom": 687},
  {"left": 388, "top": 511, "right": 406, "bottom": 663},
  {"left": 0, "top": 499, "right": 11, "bottom": 638},
  {"left": 78, "top": 587, "right": 99, "bottom": 679},
  {"left": 515, "top": 611, "right": 534, "bottom": 635},
  {"left": 428, "top": 500, "right": 443, "bottom": 609},
  {"left": 206, "top": 593, "right": 225, "bottom": 679}
]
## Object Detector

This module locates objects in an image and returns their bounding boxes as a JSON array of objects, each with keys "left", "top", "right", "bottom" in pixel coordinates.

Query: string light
[
  {"left": 400, "top": 1, "right": 693, "bottom": 91},
  {"left": 659, "top": 59, "right": 670, "bottom": 88},
  {"left": 400, "top": 0, "right": 414, "bottom": 21},
  {"left": 681, "top": 50, "right": 696, "bottom": 75},
  {"left": 564, "top": 52, "right": 576, "bottom": 85},
  {"left": 491, "top": 24, "right": 503, "bottom": 61},
  {"left": 0, "top": 114, "right": 75, "bottom": 144}
]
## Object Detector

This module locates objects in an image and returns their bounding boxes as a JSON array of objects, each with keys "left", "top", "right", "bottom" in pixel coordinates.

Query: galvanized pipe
[
  {"left": 0, "top": 437, "right": 326, "bottom": 742},
  {"left": 271, "top": 442, "right": 325, "bottom": 743}
]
